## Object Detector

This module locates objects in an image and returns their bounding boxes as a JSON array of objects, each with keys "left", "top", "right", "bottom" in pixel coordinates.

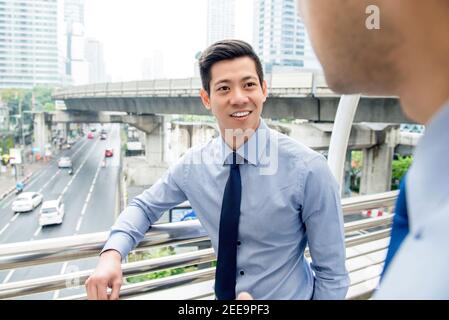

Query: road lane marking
[
  {"left": 74, "top": 156, "right": 104, "bottom": 233},
  {"left": 3, "top": 270, "right": 15, "bottom": 284},
  {"left": 10, "top": 213, "right": 19, "bottom": 222},
  {"left": 52, "top": 262, "right": 69, "bottom": 300},
  {"left": 33, "top": 226, "right": 42, "bottom": 237},
  {"left": 38, "top": 169, "right": 61, "bottom": 193},
  {"left": 76, "top": 217, "right": 83, "bottom": 232},
  {"left": 59, "top": 138, "right": 101, "bottom": 200},
  {"left": 0, "top": 223, "right": 10, "bottom": 236}
]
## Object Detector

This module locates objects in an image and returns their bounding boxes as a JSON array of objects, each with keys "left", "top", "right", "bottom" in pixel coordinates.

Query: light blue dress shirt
[
  {"left": 103, "top": 119, "right": 349, "bottom": 299},
  {"left": 375, "top": 101, "right": 449, "bottom": 299}
]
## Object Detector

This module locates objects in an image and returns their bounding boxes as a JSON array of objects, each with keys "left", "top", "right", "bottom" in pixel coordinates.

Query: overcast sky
[{"left": 84, "top": 0, "right": 254, "bottom": 81}]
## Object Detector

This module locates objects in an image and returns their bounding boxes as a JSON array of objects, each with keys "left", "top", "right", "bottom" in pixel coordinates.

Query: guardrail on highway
[
  {"left": 0, "top": 190, "right": 397, "bottom": 300},
  {"left": 52, "top": 73, "right": 336, "bottom": 100}
]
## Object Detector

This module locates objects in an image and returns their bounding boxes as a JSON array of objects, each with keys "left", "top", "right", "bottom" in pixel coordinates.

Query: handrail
[
  {"left": 64, "top": 267, "right": 217, "bottom": 300},
  {"left": 341, "top": 190, "right": 397, "bottom": 214},
  {"left": 0, "top": 248, "right": 215, "bottom": 299},
  {"left": 0, "top": 192, "right": 396, "bottom": 300},
  {"left": 344, "top": 215, "right": 392, "bottom": 233},
  {"left": 0, "top": 192, "right": 395, "bottom": 271},
  {"left": 0, "top": 227, "right": 391, "bottom": 299},
  {"left": 0, "top": 220, "right": 208, "bottom": 270}
]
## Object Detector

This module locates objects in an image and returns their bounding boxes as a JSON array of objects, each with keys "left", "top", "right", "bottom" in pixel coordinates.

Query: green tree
[
  {"left": 391, "top": 155, "right": 413, "bottom": 190},
  {"left": 125, "top": 246, "right": 199, "bottom": 283},
  {"left": 350, "top": 150, "right": 363, "bottom": 193}
]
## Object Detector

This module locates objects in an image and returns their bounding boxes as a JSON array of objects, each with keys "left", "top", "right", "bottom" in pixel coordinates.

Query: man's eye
[
  {"left": 245, "top": 82, "right": 257, "bottom": 88},
  {"left": 218, "top": 86, "right": 229, "bottom": 91}
]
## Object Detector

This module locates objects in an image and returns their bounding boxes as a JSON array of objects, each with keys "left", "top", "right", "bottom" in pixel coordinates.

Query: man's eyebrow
[
  {"left": 213, "top": 76, "right": 258, "bottom": 87},
  {"left": 213, "top": 79, "right": 231, "bottom": 87},
  {"left": 241, "top": 76, "right": 258, "bottom": 82}
]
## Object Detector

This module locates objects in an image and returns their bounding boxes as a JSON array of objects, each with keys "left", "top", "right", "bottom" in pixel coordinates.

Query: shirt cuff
[{"left": 101, "top": 231, "right": 136, "bottom": 260}]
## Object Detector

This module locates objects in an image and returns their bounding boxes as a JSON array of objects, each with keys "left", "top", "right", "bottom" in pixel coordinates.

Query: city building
[
  {"left": 0, "top": 0, "right": 65, "bottom": 89},
  {"left": 253, "top": 0, "right": 320, "bottom": 73},
  {"left": 85, "top": 37, "right": 107, "bottom": 83},
  {"left": 64, "top": 0, "right": 89, "bottom": 85},
  {"left": 206, "top": 0, "right": 236, "bottom": 46}
]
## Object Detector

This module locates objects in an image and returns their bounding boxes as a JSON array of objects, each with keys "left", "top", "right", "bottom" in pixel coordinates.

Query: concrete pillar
[
  {"left": 342, "top": 150, "right": 352, "bottom": 198},
  {"left": 360, "top": 127, "right": 398, "bottom": 195},
  {"left": 33, "top": 112, "right": 50, "bottom": 159},
  {"left": 57, "top": 123, "right": 69, "bottom": 140},
  {"left": 144, "top": 122, "right": 164, "bottom": 165}
]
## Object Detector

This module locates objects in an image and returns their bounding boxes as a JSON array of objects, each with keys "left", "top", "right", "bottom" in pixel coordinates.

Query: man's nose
[{"left": 230, "top": 88, "right": 249, "bottom": 106}]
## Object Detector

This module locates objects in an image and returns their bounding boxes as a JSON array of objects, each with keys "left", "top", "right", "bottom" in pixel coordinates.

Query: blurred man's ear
[
  {"left": 262, "top": 80, "right": 268, "bottom": 101},
  {"left": 200, "top": 89, "right": 211, "bottom": 110}
]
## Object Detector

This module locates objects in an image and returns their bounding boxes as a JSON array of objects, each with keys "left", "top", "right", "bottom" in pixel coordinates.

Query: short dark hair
[{"left": 199, "top": 39, "right": 264, "bottom": 95}]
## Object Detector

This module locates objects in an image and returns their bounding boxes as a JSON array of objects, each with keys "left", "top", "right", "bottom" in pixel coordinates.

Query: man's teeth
[{"left": 231, "top": 111, "right": 250, "bottom": 117}]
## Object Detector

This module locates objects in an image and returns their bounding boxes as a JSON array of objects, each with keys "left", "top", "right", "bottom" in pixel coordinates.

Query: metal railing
[
  {"left": 0, "top": 191, "right": 397, "bottom": 300},
  {"left": 52, "top": 73, "right": 335, "bottom": 100}
]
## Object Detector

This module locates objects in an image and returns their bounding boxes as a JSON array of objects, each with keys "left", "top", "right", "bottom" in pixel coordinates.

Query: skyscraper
[
  {"left": 0, "top": 0, "right": 65, "bottom": 89},
  {"left": 207, "top": 0, "right": 236, "bottom": 46},
  {"left": 64, "top": 0, "right": 84, "bottom": 25},
  {"left": 85, "top": 38, "right": 106, "bottom": 84},
  {"left": 64, "top": 0, "right": 88, "bottom": 85},
  {"left": 253, "top": 0, "right": 320, "bottom": 73}
]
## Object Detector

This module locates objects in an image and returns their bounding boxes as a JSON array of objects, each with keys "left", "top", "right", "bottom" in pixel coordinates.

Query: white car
[
  {"left": 11, "top": 192, "right": 43, "bottom": 213},
  {"left": 58, "top": 157, "right": 72, "bottom": 168},
  {"left": 39, "top": 199, "right": 65, "bottom": 226}
]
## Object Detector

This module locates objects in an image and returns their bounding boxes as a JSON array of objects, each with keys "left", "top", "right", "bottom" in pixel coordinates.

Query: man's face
[
  {"left": 200, "top": 56, "right": 267, "bottom": 138},
  {"left": 296, "top": 0, "right": 401, "bottom": 95}
]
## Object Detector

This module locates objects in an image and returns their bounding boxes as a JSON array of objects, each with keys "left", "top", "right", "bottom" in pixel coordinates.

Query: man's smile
[{"left": 230, "top": 110, "right": 252, "bottom": 120}]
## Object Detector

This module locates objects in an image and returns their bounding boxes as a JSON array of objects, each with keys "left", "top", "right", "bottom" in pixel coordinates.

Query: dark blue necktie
[
  {"left": 381, "top": 176, "right": 409, "bottom": 278},
  {"left": 215, "top": 152, "right": 242, "bottom": 300}
]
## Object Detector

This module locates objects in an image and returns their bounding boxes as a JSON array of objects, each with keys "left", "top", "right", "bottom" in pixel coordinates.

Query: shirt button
[
  {"left": 237, "top": 240, "right": 241, "bottom": 246},
  {"left": 240, "top": 270, "right": 245, "bottom": 276}
]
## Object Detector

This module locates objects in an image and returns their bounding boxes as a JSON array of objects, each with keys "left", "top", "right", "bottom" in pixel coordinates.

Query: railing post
[{"left": 328, "top": 94, "right": 361, "bottom": 192}]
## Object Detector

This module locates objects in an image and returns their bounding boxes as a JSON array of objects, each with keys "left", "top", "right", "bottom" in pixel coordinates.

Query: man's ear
[
  {"left": 262, "top": 80, "right": 268, "bottom": 101},
  {"left": 200, "top": 89, "right": 211, "bottom": 110}
]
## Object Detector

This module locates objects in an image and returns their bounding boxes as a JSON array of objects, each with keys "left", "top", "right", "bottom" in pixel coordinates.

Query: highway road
[{"left": 0, "top": 124, "right": 122, "bottom": 299}]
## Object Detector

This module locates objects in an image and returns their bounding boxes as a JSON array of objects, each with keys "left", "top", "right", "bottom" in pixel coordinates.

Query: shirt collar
[
  {"left": 215, "top": 119, "right": 270, "bottom": 166},
  {"left": 407, "top": 100, "right": 449, "bottom": 228}
]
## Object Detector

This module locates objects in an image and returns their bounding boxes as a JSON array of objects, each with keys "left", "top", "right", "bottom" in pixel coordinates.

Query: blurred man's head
[{"left": 297, "top": 0, "right": 449, "bottom": 123}]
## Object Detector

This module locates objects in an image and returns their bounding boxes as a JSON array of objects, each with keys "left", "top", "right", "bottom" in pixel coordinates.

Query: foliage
[
  {"left": 349, "top": 151, "right": 363, "bottom": 193},
  {"left": 0, "top": 87, "right": 55, "bottom": 126},
  {"left": 391, "top": 155, "right": 413, "bottom": 190},
  {"left": 0, "top": 135, "right": 14, "bottom": 155},
  {"left": 125, "top": 246, "right": 199, "bottom": 283},
  {"left": 176, "top": 115, "right": 215, "bottom": 123}
]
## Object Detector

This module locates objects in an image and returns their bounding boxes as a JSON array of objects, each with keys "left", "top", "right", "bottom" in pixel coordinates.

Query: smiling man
[{"left": 85, "top": 40, "right": 349, "bottom": 300}]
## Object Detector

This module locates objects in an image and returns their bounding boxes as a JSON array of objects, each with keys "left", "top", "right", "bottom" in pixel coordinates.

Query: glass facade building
[
  {"left": 253, "top": 0, "right": 320, "bottom": 73},
  {"left": 0, "top": 0, "right": 64, "bottom": 89}
]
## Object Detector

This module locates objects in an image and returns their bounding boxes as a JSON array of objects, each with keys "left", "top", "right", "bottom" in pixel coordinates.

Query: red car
[
  {"left": 105, "top": 148, "right": 113, "bottom": 157},
  {"left": 87, "top": 132, "right": 94, "bottom": 139}
]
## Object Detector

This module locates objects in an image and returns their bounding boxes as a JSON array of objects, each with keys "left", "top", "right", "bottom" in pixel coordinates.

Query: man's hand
[
  {"left": 237, "top": 292, "right": 254, "bottom": 300},
  {"left": 85, "top": 250, "right": 123, "bottom": 300}
]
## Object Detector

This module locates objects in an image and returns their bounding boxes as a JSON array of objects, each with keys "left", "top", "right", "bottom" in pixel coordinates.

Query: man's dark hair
[{"left": 199, "top": 39, "right": 264, "bottom": 95}]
